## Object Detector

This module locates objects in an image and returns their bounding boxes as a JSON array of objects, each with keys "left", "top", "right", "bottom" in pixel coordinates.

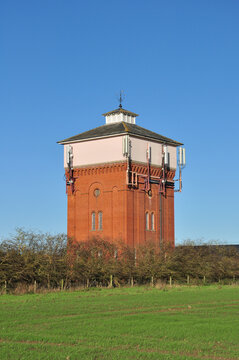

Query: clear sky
[{"left": 1, "top": 0, "right": 239, "bottom": 244}]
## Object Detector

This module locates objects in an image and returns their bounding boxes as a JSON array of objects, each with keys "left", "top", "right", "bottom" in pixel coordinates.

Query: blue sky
[{"left": 1, "top": 0, "right": 238, "bottom": 244}]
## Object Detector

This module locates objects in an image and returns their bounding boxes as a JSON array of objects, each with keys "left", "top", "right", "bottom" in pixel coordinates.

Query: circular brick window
[{"left": 94, "top": 189, "right": 100, "bottom": 197}]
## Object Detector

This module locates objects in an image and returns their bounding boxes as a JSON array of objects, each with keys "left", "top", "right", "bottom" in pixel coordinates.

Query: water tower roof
[{"left": 58, "top": 122, "right": 183, "bottom": 146}]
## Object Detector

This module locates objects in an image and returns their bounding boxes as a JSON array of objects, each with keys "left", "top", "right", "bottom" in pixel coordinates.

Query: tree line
[{"left": 0, "top": 229, "right": 238, "bottom": 293}]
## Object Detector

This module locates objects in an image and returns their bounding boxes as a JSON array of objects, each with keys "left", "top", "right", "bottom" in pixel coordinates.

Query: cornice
[{"left": 65, "top": 161, "right": 175, "bottom": 179}]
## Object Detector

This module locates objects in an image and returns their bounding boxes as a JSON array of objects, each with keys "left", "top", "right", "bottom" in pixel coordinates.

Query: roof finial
[{"left": 118, "top": 90, "right": 125, "bottom": 109}]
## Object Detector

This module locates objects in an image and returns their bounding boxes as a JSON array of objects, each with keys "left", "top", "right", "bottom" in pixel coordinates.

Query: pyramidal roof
[
  {"left": 58, "top": 121, "right": 183, "bottom": 146},
  {"left": 102, "top": 107, "right": 139, "bottom": 117}
]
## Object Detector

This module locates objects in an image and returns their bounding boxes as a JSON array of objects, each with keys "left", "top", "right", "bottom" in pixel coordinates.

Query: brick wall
[{"left": 66, "top": 161, "right": 175, "bottom": 247}]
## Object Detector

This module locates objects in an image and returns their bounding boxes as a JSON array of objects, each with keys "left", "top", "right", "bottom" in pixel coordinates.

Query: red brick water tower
[{"left": 58, "top": 105, "right": 185, "bottom": 247}]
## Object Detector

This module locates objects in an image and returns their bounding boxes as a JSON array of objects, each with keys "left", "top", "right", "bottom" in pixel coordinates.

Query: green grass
[{"left": 0, "top": 286, "right": 239, "bottom": 359}]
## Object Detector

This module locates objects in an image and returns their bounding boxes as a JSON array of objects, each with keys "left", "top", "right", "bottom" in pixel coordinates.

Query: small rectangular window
[
  {"left": 146, "top": 212, "right": 149, "bottom": 230},
  {"left": 98, "top": 211, "right": 103, "bottom": 230},
  {"left": 151, "top": 213, "right": 155, "bottom": 231},
  {"left": 92, "top": 212, "right": 95, "bottom": 230}
]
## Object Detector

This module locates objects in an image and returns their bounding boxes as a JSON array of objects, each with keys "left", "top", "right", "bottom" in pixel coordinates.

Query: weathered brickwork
[{"left": 66, "top": 161, "right": 175, "bottom": 247}]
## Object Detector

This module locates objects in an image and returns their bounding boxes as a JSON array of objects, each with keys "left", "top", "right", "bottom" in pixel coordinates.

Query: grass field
[{"left": 0, "top": 286, "right": 238, "bottom": 360}]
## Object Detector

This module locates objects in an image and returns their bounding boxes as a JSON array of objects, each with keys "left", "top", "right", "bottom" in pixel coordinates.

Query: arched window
[
  {"left": 146, "top": 212, "right": 149, "bottom": 230},
  {"left": 151, "top": 212, "right": 155, "bottom": 231},
  {"left": 91, "top": 212, "right": 96, "bottom": 230},
  {"left": 98, "top": 211, "right": 103, "bottom": 230}
]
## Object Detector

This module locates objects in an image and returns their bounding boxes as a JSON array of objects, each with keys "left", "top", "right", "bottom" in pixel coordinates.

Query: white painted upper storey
[{"left": 64, "top": 135, "right": 177, "bottom": 170}]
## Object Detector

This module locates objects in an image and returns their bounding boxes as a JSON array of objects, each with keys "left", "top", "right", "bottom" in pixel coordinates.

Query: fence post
[
  {"left": 4, "top": 280, "right": 7, "bottom": 294},
  {"left": 169, "top": 276, "right": 172, "bottom": 287},
  {"left": 109, "top": 275, "right": 113, "bottom": 288},
  {"left": 187, "top": 275, "right": 190, "bottom": 285},
  {"left": 130, "top": 277, "right": 134, "bottom": 287},
  {"left": 34, "top": 280, "right": 37, "bottom": 294},
  {"left": 150, "top": 276, "right": 154, "bottom": 287},
  {"left": 61, "top": 279, "right": 64, "bottom": 291},
  {"left": 203, "top": 275, "right": 206, "bottom": 284},
  {"left": 86, "top": 278, "right": 89, "bottom": 288}
]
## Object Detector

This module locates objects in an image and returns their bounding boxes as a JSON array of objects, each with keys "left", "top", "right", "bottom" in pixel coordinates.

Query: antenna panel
[
  {"left": 178, "top": 147, "right": 182, "bottom": 165},
  {"left": 164, "top": 145, "right": 168, "bottom": 165},
  {"left": 66, "top": 145, "right": 70, "bottom": 165},
  {"left": 178, "top": 147, "right": 186, "bottom": 166},
  {"left": 66, "top": 145, "right": 73, "bottom": 166},
  {"left": 147, "top": 144, "right": 151, "bottom": 161},
  {"left": 122, "top": 135, "right": 129, "bottom": 156},
  {"left": 182, "top": 148, "right": 186, "bottom": 166}
]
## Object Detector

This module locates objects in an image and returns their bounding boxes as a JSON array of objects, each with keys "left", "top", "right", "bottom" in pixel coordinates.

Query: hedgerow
[{"left": 0, "top": 229, "right": 238, "bottom": 292}]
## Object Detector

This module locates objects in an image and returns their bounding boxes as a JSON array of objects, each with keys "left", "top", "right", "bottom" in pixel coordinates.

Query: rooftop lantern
[{"left": 102, "top": 108, "right": 139, "bottom": 125}]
